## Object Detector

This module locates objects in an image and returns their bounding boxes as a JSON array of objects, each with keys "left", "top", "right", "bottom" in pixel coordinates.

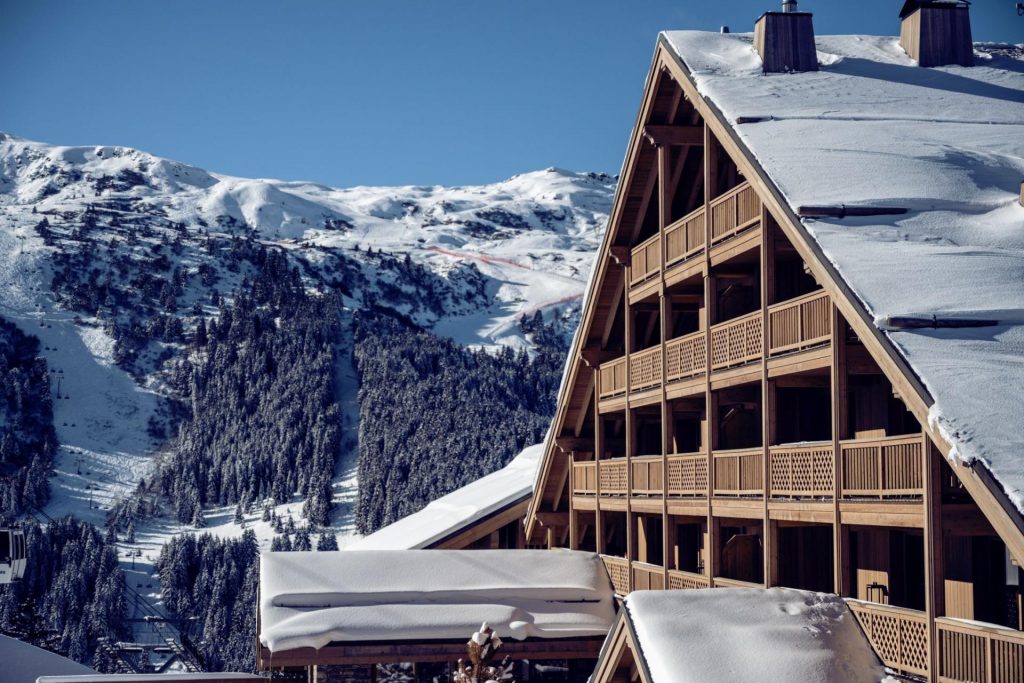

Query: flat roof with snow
[
  {"left": 614, "top": 588, "right": 888, "bottom": 683},
  {"left": 347, "top": 443, "right": 542, "bottom": 550},
  {"left": 662, "top": 32, "right": 1024, "bottom": 511},
  {"left": 258, "top": 549, "right": 615, "bottom": 664}
]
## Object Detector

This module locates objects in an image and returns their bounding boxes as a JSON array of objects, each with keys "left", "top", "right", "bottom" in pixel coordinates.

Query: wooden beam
[
  {"left": 534, "top": 511, "right": 570, "bottom": 527},
  {"left": 556, "top": 436, "right": 594, "bottom": 452},
  {"left": 643, "top": 124, "right": 704, "bottom": 146},
  {"left": 610, "top": 246, "right": 631, "bottom": 266}
]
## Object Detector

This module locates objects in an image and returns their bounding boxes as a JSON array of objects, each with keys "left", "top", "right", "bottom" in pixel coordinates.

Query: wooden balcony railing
[
  {"left": 847, "top": 600, "right": 929, "bottom": 679},
  {"left": 665, "top": 330, "right": 707, "bottom": 382},
  {"left": 840, "top": 434, "right": 924, "bottom": 498},
  {"left": 601, "top": 555, "right": 630, "bottom": 596},
  {"left": 668, "top": 569, "right": 711, "bottom": 590},
  {"left": 937, "top": 617, "right": 1024, "bottom": 683},
  {"left": 667, "top": 452, "right": 709, "bottom": 496},
  {"left": 768, "top": 290, "right": 832, "bottom": 356},
  {"left": 572, "top": 459, "right": 597, "bottom": 495},
  {"left": 713, "top": 577, "right": 762, "bottom": 589},
  {"left": 631, "top": 561, "right": 666, "bottom": 591},
  {"left": 665, "top": 207, "right": 706, "bottom": 266},
  {"left": 713, "top": 447, "right": 764, "bottom": 496},
  {"left": 710, "top": 311, "right": 763, "bottom": 370},
  {"left": 769, "top": 442, "right": 834, "bottom": 498},
  {"left": 599, "top": 458, "right": 628, "bottom": 495},
  {"left": 598, "top": 356, "right": 627, "bottom": 400},
  {"left": 629, "top": 346, "right": 662, "bottom": 393},
  {"left": 631, "top": 455, "right": 664, "bottom": 496},
  {"left": 629, "top": 232, "right": 661, "bottom": 287},
  {"left": 710, "top": 181, "right": 761, "bottom": 245}
]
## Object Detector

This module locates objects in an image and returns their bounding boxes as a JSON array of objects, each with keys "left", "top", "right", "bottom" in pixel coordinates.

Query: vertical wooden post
[
  {"left": 760, "top": 204, "right": 773, "bottom": 586},
  {"left": 831, "top": 307, "right": 849, "bottom": 596},
  {"left": 924, "top": 438, "right": 943, "bottom": 680},
  {"left": 703, "top": 121, "right": 719, "bottom": 586},
  {"left": 623, "top": 260, "right": 633, "bottom": 587},
  {"left": 658, "top": 141, "right": 672, "bottom": 588},
  {"left": 594, "top": 368, "right": 604, "bottom": 556}
]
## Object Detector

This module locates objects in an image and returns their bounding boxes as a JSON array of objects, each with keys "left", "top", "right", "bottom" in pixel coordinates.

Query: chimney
[
  {"left": 899, "top": 1, "right": 974, "bottom": 67},
  {"left": 754, "top": 1, "right": 818, "bottom": 73}
]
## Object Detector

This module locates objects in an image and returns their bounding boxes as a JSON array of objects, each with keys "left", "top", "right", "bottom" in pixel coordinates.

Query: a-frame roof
[{"left": 527, "top": 31, "right": 1024, "bottom": 561}]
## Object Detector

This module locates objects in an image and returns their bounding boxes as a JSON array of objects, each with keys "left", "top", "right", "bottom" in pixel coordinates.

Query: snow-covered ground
[{"left": 0, "top": 133, "right": 613, "bottom": 650}]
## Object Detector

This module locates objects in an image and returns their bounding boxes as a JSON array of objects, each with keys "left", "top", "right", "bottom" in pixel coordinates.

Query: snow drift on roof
[
  {"left": 662, "top": 31, "right": 1024, "bottom": 510},
  {"left": 258, "top": 549, "right": 616, "bottom": 651},
  {"left": 348, "top": 443, "right": 542, "bottom": 550},
  {"left": 625, "top": 588, "right": 890, "bottom": 682}
]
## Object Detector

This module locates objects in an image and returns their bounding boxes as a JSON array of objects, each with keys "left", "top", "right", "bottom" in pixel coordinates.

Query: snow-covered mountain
[{"left": 0, "top": 132, "right": 613, "bottom": 543}]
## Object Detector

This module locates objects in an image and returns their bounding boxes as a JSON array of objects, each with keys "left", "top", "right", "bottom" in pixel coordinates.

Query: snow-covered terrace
[
  {"left": 257, "top": 549, "right": 615, "bottom": 666},
  {"left": 662, "top": 32, "right": 1024, "bottom": 510}
]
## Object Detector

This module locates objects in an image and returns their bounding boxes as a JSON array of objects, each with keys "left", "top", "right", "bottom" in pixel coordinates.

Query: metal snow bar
[
  {"left": 735, "top": 115, "right": 774, "bottom": 124},
  {"left": 885, "top": 316, "right": 999, "bottom": 329},
  {"left": 797, "top": 205, "right": 909, "bottom": 218}
]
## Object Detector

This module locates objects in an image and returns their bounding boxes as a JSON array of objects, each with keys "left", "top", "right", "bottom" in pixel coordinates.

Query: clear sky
[{"left": 2, "top": 1, "right": 1020, "bottom": 187}]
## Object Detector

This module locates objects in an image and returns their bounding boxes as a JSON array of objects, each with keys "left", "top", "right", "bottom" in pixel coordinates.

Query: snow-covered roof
[
  {"left": 623, "top": 589, "right": 888, "bottom": 682},
  {"left": 662, "top": 32, "right": 1024, "bottom": 510},
  {"left": 0, "top": 634, "right": 93, "bottom": 683},
  {"left": 347, "top": 443, "right": 542, "bottom": 550},
  {"left": 258, "top": 549, "right": 616, "bottom": 652}
]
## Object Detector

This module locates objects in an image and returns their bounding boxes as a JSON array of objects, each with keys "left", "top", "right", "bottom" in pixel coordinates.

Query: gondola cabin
[{"left": 0, "top": 528, "right": 27, "bottom": 584}]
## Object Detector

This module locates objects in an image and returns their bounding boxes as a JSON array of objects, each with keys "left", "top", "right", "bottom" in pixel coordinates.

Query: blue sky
[{"left": 2, "top": 1, "right": 1019, "bottom": 187}]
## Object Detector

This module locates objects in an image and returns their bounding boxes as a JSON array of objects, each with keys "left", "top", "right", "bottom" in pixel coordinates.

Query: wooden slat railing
[
  {"left": 598, "top": 356, "right": 627, "bottom": 400},
  {"left": 631, "top": 455, "right": 664, "bottom": 496},
  {"left": 667, "top": 452, "right": 709, "bottom": 496},
  {"left": 629, "top": 232, "right": 661, "bottom": 287},
  {"left": 572, "top": 459, "right": 597, "bottom": 495},
  {"left": 769, "top": 442, "right": 834, "bottom": 498},
  {"left": 713, "top": 447, "right": 764, "bottom": 496},
  {"left": 768, "top": 290, "right": 832, "bottom": 355},
  {"left": 710, "top": 311, "right": 763, "bottom": 370},
  {"left": 666, "top": 330, "right": 707, "bottom": 382},
  {"left": 713, "top": 576, "right": 762, "bottom": 589},
  {"left": 668, "top": 569, "right": 711, "bottom": 590},
  {"left": 840, "top": 434, "right": 924, "bottom": 498},
  {"left": 665, "top": 207, "right": 706, "bottom": 266},
  {"left": 937, "top": 617, "right": 1024, "bottom": 683},
  {"left": 631, "top": 561, "right": 666, "bottom": 591},
  {"left": 710, "top": 181, "right": 761, "bottom": 244},
  {"left": 629, "top": 345, "right": 662, "bottom": 393},
  {"left": 599, "top": 458, "right": 628, "bottom": 496},
  {"left": 601, "top": 555, "right": 631, "bottom": 596},
  {"left": 847, "top": 600, "right": 929, "bottom": 679}
]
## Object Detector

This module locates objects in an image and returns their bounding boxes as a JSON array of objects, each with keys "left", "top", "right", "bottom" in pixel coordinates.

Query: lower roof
[
  {"left": 258, "top": 549, "right": 616, "bottom": 652},
  {"left": 623, "top": 588, "right": 887, "bottom": 683}
]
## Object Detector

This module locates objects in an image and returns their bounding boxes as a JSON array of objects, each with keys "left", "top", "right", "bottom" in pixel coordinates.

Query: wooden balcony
[
  {"left": 631, "top": 456, "right": 664, "bottom": 496},
  {"left": 840, "top": 434, "right": 924, "bottom": 498},
  {"left": 631, "top": 561, "right": 666, "bottom": 591},
  {"left": 936, "top": 617, "right": 1024, "bottom": 683},
  {"left": 629, "top": 345, "right": 662, "bottom": 393},
  {"left": 667, "top": 452, "right": 709, "bottom": 497},
  {"left": 769, "top": 442, "right": 834, "bottom": 498},
  {"left": 847, "top": 600, "right": 929, "bottom": 679},
  {"left": 713, "top": 447, "right": 764, "bottom": 496},
  {"left": 629, "top": 232, "right": 661, "bottom": 287},
  {"left": 767, "top": 290, "right": 832, "bottom": 356},
  {"left": 665, "top": 330, "right": 706, "bottom": 382},
  {"left": 710, "top": 311, "right": 763, "bottom": 370},
  {"left": 572, "top": 459, "right": 597, "bottom": 496},
  {"left": 712, "top": 577, "right": 762, "bottom": 589},
  {"left": 598, "top": 356, "right": 627, "bottom": 400},
  {"left": 665, "top": 207, "right": 705, "bottom": 266},
  {"left": 601, "top": 555, "right": 631, "bottom": 596},
  {"left": 668, "top": 569, "right": 711, "bottom": 590},
  {"left": 710, "top": 181, "right": 761, "bottom": 245},
  {"left": 599, "top": 458, "right": 628, "bottom": 496}
]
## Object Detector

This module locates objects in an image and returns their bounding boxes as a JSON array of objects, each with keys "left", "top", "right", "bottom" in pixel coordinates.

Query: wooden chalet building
[{"left": 526, "top": 2, "right": 1024, "bottom": 681}]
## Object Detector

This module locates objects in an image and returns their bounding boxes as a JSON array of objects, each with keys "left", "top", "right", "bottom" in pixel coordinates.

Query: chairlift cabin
[{"left": 0, "top": 528, "right": 26, "bottom": 584}]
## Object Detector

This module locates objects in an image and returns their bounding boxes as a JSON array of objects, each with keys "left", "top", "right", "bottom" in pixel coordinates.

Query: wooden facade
[{"left": 527, "top": 33, "right": 1024, "bottom": 683}]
